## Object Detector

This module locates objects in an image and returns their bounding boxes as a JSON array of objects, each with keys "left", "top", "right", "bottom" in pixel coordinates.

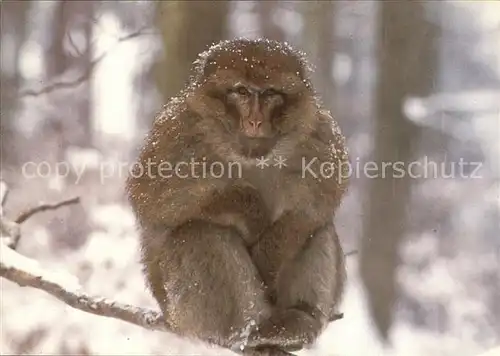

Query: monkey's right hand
[
  {"left": 245, "top": 308, "right": 322, "bottom": 352},
  {"left": 243, "top": 347, "right": 294, "bottom": 356}
]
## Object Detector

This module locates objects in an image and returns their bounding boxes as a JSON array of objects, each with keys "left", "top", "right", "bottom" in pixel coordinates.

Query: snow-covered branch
[
  {"left": 0, "top": 244, "right": 168, "bottom": 331},
  {"left": 0, "top": 181, "right": 169, "bottom": 333}
]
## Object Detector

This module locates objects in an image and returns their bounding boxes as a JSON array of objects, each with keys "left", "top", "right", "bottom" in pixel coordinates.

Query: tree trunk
[
  {"left": 0, "top": 1, "right": 31, "bottom": 167},
  {"left": 359, "top": 0, "right": 439, "bottom": 341},
  {"left": 301, "top": 1, "right": 336, "bottom": 110},
  {"left": 44, "top": 0, "right": 94, "bottom": 151},
  {"left": 257, "top": 1, "right": 286, "bottom": 42},
  {"left": 153, "top": 0, "right": 230, "bottom": 103},
  {"left": 42, "top": 1, "right": 96, "bottom": 251}
]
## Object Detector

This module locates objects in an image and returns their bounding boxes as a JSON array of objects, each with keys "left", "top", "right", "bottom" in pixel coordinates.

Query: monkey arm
[
  {"left": 249, "top": 136, "right": 346, "bottom": 295},
  {"left": 247, "top": 219, "right": 346, "bottom": 352},
  {"left": 245, "top": 162, "right": 346, "bottom": 352},
  {"left": 248, "top": 192, "right": 335, "bottom": 293},
  {"left": 128, "top": 173, "right": 225, "bottom": 229},
  {"left": 199, "top": 184, "right": 271, "bottom": 245},
  {"left": 249, "top": 210, "right": 316, "bottom": 289},
  {"left": 127, "top": 112, "right": 229, "bottom": 229}
]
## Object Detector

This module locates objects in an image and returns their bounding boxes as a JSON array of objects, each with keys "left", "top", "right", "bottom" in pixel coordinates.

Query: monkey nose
[
  {"left": 245, "top": 120, "right": 263, "bottom": 137},
  {"left": 250, "top": 120, "right": 262, "bottom": 130}
]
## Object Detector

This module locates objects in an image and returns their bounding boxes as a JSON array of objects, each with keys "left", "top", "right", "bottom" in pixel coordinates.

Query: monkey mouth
[{"left": 239, "top": 136, "right": 277, "bottom": 158}]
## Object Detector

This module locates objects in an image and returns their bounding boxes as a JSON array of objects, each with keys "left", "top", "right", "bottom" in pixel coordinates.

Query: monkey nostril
[
  {"left": 243, "top": 120, "right": 263, "bottom": 137},
  {"left": 251, "top": 121, "right": 262, "bottom": 129}
]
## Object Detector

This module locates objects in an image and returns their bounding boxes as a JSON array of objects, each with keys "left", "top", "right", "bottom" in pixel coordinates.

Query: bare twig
[
  {"left": 0, "top": 216, "right": 21, "bottom": 248},
  {"left": 1, "top": 196, "right": 80, "bottom": 250},
  {"left": 20, "top": 26, "right": 152, "bottom": 97},
  {"left": 0, "top": 181, "right": 21, "bottom": 246},
  {"left": 67, "top": 31, "right": 84, "bottom": 58},
  {"left": 345, "top": 249, "right": 358, "bottom": 257},
  {"left": 15, "top": 196, "right": 81, "bottom": 224},
  {"left": 0, "top": 244, "right": 168, "bottom": 331},
  {"left": 0, "top": 181, "right": 8, "bottom": 217}
]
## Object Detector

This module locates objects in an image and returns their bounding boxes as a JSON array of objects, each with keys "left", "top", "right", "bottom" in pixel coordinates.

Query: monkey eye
[{"left": 235, "top": 86, "right": 250, "bottom": 96}]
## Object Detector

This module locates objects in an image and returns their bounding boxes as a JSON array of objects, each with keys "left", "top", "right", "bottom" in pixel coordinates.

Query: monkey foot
[{"left": 245, "top": 308, "right": 321, "bottom": 352}]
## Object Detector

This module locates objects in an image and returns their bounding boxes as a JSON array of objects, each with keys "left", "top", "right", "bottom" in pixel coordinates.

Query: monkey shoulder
[
  {"left": 127, "top": 99, "right": 230, "bottom": 227},
  {"left": 146, "top": 102, "right": 215, "bottom": 162},
  {"left": 314, "top": 110, "right": 348, "bottom": 156},
  {"left": 274, "top": 113, "right": 349, "bottom": 210},
  {"left": 308, "top": 110, "right": 349, "bottom": 178}
]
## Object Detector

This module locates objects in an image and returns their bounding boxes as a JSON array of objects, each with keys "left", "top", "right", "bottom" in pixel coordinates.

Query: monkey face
[
  {"left": 226, "top": 84, "right": 283, "bottom": 138},
  {"left": 224, "top": 83, "right": 285, "bottom": 157},
  {"left": 187, "top": 39, "right": 319, "bottom": 159}
]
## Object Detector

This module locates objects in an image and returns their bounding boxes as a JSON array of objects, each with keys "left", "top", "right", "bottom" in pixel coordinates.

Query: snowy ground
[{"left": 2, "top": 198, "right": 498, "bottom": 356}]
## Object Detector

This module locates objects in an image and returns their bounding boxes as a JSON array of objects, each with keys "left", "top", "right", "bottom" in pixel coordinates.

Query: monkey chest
[{"left": 240, "top": 164, "right": 313, "bottom": 222}]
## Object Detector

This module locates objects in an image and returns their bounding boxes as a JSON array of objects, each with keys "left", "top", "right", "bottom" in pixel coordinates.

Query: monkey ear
[
  {"left": 191, "top": 57, "right": 219, "bottom": 85},
  {"left": 191, "top": 47, "right": 216, "bottom": 83},
  {"left": 203, "top": 59, "right": 219, "bottom": 79}
]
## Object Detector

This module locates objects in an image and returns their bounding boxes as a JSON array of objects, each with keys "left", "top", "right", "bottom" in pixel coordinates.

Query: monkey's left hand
[{"left": 248, "top": 307, "right": 323, "bottom": 351}]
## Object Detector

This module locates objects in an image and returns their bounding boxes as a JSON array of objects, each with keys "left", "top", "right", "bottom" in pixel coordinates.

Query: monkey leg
[
  {"left": 247, "top": 223, "right": 345, "bottom": 351},
  {"left": 157, "top": 220, "right": 271, "bottom": 350}
]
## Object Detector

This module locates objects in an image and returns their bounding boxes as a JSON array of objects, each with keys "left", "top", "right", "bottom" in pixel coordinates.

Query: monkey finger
[
  {"left": 246, "top": 308, "right": 321, "bottom": 351},
  {"left": 246, "top": 328, "right": 304, "bottom": 352},
  {"left": 242, "top": 346, "right": 295, "bottom": 356}
]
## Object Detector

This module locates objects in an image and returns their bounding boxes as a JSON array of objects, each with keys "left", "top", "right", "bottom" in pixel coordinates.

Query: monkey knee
[{"left": 162, "top": 220, "right": 272, "bottom": 346}]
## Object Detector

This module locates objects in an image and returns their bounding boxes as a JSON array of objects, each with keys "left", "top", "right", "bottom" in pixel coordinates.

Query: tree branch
[
  {"left": 345, "top": 249, "right": 358, "bottom": 257},
  {"left": 1, "top": 194, "right": 80, "bottom": 250},
  {"left": 0, "top": 243, "right": 169, "bottom": 332},
  {"left": 20, "top": 26, "right": 153, "bottom": 97},
  {"left": 0, "top": 181, "right": 171, "bottom": 335},
  {"left": 15, "top": 196, "right": 81, "bottom": 224},
  {"left": 0, "top": 180, "right": 8, "bottom": 211}
]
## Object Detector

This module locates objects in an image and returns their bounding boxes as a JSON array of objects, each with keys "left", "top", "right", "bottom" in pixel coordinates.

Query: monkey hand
[
  {"left": 245, "top": 308, "right": 322, "bottom": 352},
  {"left": 249, "top": 209, "right": 324, "bottom": 289},
  {"left": 243, "top": 347, "right": 295, "bottom": 356}
]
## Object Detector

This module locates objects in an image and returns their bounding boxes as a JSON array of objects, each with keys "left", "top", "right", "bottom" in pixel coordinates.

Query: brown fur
[{"left": 126, "top": 38, "right": 349, "bottom": 355}]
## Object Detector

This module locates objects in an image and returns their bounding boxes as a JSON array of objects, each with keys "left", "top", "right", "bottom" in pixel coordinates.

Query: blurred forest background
[{"left": 1, "top": 1, "right": 499, "bottom": 355}]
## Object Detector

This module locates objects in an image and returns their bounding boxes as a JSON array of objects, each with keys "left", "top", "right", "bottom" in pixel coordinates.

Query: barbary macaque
[{"left": 127, "top": 38, "right": 349, "bottom": 355}]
